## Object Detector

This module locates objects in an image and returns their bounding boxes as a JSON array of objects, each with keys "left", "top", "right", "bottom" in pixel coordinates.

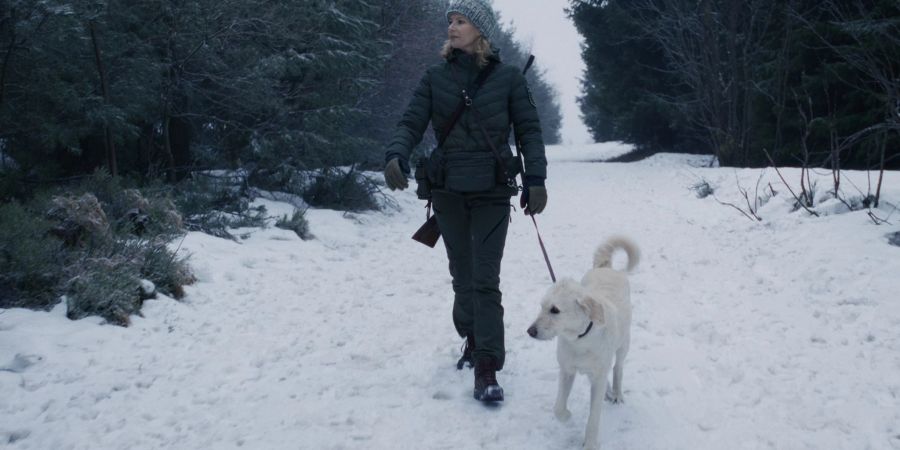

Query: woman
[{"left": 383, "top": 0, "right": 547, "bottom": 403}]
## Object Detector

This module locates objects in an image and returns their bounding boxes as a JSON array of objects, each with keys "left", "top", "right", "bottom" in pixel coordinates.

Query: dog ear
[{"left": 577, "top": 295, "right": 605, "bottom": 324}]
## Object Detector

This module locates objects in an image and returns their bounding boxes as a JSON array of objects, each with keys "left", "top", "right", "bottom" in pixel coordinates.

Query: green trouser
[{"left": 432, "top": 189, "right": 512, "bottom": 370}]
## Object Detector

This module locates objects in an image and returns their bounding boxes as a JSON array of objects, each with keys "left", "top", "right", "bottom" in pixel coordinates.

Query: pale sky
[{"left": 492, "top": 0, "right": 593, "bottom": 145}]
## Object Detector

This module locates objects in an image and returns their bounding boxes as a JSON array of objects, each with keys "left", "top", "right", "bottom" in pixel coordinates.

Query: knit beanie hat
[{"left": 446, "top": 0, "right": 499, "bottom": 44}]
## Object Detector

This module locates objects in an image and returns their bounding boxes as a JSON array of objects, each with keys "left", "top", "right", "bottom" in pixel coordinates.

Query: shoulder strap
[
  {"left": 437, "top": 60, "right": 499, "bottom": 149},
  {"left": 470, "top": 106, "right": 517, "bottom": 186},
  {"left": 470, "top": 55, "right": 537, "bottom": 186}
]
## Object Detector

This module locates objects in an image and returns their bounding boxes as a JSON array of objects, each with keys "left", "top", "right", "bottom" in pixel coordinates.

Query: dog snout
[{"left": 527, "top": 325, "right": 538, "bottom": 338}]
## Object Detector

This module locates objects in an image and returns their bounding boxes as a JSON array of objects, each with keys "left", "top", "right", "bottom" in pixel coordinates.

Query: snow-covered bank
[
  {"left": 542, "top": 141, "right": 634, "bottom": 163},
  {"left": 2, "top": 147, "right": 899, "bottom": 449}
]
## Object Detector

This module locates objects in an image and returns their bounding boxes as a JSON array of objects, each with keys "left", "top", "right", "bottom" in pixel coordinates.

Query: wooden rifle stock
[{"left": 412, "top": 214, "right": 440, "bottom": 247}]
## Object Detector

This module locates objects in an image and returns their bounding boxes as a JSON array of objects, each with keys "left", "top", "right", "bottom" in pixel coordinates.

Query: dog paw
[
  {"left": 554, "top": 407, "right": 571, "bottom": 422},
  {"left": 604, "top": 389, "right": 624, "bottom": 404}
]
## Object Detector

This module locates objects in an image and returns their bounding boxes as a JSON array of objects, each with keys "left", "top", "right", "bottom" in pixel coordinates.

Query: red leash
[{"left": 527, "top": 212, "right": 556, "bottom": 283}]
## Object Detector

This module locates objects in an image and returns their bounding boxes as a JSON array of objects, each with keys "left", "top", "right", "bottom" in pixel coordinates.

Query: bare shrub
[
  {"left": 1, "top": 173, "right": 194, "bottom": 325},
  {"left": 46, "top": 193, "right": 111, "bottom": 247},
  {"left": 690, "top": 180, "right": 714, "bottom": 199},
  {"left": 66, "top": 257, "right": 141, "bottom": 326}
]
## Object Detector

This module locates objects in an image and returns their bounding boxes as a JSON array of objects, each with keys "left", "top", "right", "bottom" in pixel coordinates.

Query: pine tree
[
  {"left": 571, "top": 0, "right": 899, "bottom": 168},
  {"left": 570, "top": 0, "right": 691, "bottom": 153}
]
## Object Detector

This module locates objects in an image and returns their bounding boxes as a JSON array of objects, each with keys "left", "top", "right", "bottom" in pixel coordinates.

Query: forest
[
  {"left": 572, "top": 0, "right": 899, "bottom": 173},
  {"left": 0, "top": 0, "right": 561, "bottom": 320}
]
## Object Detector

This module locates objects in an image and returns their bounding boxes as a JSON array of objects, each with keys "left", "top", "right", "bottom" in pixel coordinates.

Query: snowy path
[{"left": 3, "top": 144, "right": 900, "bottom": 449}]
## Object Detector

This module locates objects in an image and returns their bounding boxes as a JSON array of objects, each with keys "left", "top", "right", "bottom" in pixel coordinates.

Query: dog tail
[{"left": 593, "top": 236, "right": 640, "bottom": 272}]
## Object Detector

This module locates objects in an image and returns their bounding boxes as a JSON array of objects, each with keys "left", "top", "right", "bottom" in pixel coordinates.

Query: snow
[
  {"left": 2, "top": 145, "right": 900, "bottom": 449},
  {"left": 543, "top": 141, "right": 634, "bottom": 163}
]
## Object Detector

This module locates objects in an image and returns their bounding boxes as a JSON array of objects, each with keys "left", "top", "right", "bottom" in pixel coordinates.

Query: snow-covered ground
[{"left": 2, "top": 145, "right": 900, "bottom": 450}]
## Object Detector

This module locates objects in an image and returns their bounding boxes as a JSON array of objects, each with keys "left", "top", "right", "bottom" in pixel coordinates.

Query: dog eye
[{"left": 550, "top": 306, "right": 560, "bottom": 314}]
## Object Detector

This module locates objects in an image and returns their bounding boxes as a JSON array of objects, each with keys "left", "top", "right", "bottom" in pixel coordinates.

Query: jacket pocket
[
  {"left": 444, "top": 152, "right": 497, "bottom": 193},
  {"left": 426, "top": 147, "right": 445, "bottom": 188}
]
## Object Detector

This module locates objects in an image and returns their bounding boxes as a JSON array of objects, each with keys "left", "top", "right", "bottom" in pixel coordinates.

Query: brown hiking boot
[
  {"left": 473, "top": 356, "right": 504, "bottom": 402},
  {"left": 456, "top": 335, "right": 475, "bottom": 370}
]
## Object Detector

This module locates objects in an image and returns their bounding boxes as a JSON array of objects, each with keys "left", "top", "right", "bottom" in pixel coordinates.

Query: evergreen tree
[
  {"left": 1, "top": 1, "right": 562, "bottom": 194},
  {"left": 0, "top": 1, "right": 108, "bottom": 177},
  {"left": 571, "top": 0, "right": 899, "bottom": 169},
  {"left": 491, "top": 19, "right": 563, "bottom": 145},
  {"left": 569, "top": 0, "right": 692, "bottom": 153}
]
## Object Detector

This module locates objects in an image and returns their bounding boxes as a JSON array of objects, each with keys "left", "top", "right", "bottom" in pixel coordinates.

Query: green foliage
[
  {"left": 136, "top": 239, "right": 194, "bottom": 300},
  {"left": 64, "top": 232, "right": 192, "bottom": 325},
  {"left": 275, "top": 210, "right": 312, "bottom": 240},
  {"left": 0, "top": 0, "right": 388, "bottom": 179},
  {"left": 570, "top": 0, "right": 691, "bottom": 153},
  {"left": 66, "top": 257, "right": 141, "bottom": 326},
  {"left": 1, "top": 0, "right": 563, "bottom": 213},
  {"left": 0, "top": 1, "right": 557, "bottom": 327},
  {"left": 75, "top": 171, "right": 183, "bottom": 238},
  {"left": 302, "top": 168, "right": 380, "bottom": 212},
  {"left": 173, "top": 174, "right": 267, "bottom": 240},
  {"left": 0, "top": 173, "right": 193, "bottom": 325},
  {"left": 572, "top": 0, "right": 900, "bottom": 168},
  {"left": 0, "top": 202, "right": 65, "bottom": 309}
]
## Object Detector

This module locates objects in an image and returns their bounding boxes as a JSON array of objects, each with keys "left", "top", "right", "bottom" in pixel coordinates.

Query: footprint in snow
[
  {"left": 0, "top": 354, "right": 43, "bottom": 373},
  {"left": 2, "top": 430, "right": 31, "bottom": 444}
]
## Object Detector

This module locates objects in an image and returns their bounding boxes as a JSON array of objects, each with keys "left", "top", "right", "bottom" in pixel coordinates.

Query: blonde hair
[{"left": 441, "top": 36, "right": 494, "bottom": 68}]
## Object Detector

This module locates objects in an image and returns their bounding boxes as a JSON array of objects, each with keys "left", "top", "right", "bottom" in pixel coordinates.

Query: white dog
[{"left": 527, "top": 236, "right": 639, "bottom": 450}]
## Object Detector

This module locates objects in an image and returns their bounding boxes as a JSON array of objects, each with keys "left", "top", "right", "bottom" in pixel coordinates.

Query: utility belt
[
  {"left": 415, "top": 143, "right": 522, "bottom": 198},
  {"left": 414, "top": 58, "right": 524, "bottom": 199}
]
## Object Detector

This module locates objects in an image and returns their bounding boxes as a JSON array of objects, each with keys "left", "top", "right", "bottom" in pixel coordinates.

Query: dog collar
[{"left": 577, "top": 321, "right": 593, "bottom": 339}]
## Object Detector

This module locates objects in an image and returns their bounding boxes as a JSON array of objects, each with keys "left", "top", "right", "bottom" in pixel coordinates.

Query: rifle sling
[
  {"left": 469, "top": 106, "right": 518, "bottom": 187},
  {"left": 467, "top": 55, "right": 538, "bottom": 186}
]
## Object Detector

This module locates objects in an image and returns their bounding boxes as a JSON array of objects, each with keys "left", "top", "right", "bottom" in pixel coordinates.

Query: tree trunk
[
  {"left": 169, "top": 115, "right": 192, "bottom": 181},
  {"left": 831, "top": 125, "right": 840, "bottom": 198},
  {"left": 874, "top": 131, "right": 887, "bottom": 208},
  {"left": 726, "top": 0, "right": 742, "bottom": 164},
  {"left": 0, "top": 8, "right": 17, "bottom": 106},
  {"left": 162, "top": 114, "right": 176, "bottom": 182},
  {"left": 700, "top": 0, "right": 725, "bottom": 163},
  {"left": 772, "top": 1, "right": 799, "bottom": 160},
  {"left": 88, "top": 20, "right": 117, "bottom": 177},
  {"left": 138, "top": 123, "right": 154, "bottom": 177}
]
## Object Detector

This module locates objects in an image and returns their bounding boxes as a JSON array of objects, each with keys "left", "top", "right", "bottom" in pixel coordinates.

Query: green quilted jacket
[{"left": 384, "top": 49, "right": 547, "bottom": 184}]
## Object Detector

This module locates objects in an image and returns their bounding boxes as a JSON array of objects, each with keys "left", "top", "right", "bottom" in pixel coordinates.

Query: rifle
[
  {"left": 513, "top": 55, "right": 536, "bottom": 187},
  {"left": 411, "top": 205, "right": 441, "bottom": 248}
]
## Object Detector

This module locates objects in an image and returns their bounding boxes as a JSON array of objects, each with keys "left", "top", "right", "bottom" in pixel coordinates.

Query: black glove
[
  {"left": 384, "top": 158, "right": 408, "bottom": 191},
  {"left": 520, "top": 176, "right": 547, "bottom": 215}
]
